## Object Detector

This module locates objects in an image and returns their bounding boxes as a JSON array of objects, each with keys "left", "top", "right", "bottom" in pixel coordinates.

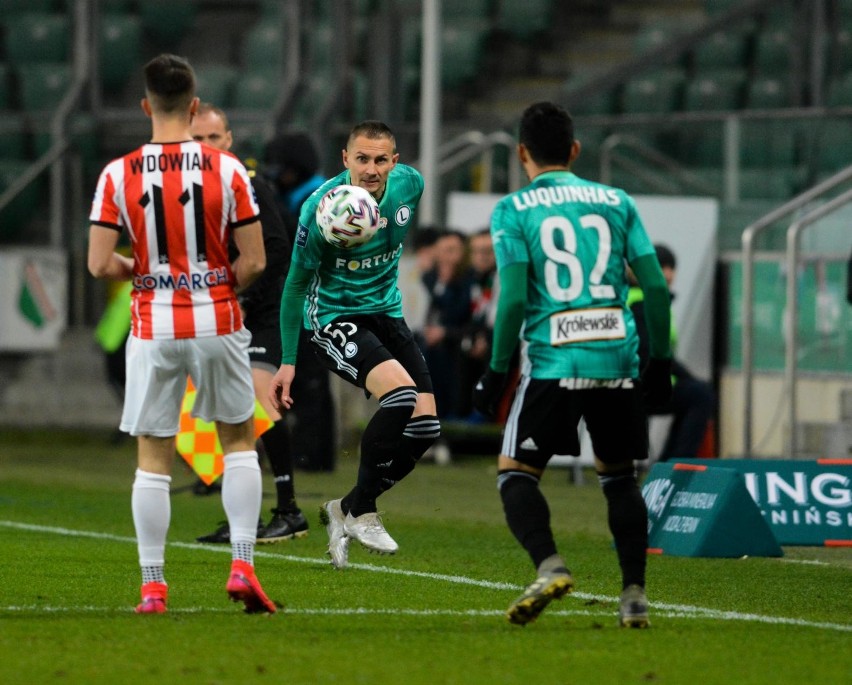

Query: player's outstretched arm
[{"left": 269, "top": 364, "right": 296, "bottom": 413}]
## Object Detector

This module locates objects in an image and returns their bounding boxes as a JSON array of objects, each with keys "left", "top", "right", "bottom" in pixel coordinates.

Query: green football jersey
[
  {"left": 292, "top": 164, "right": 424, "bottom": 329},
  {"left": 490, "top": 170, "right": 656, "bottom": 380}
]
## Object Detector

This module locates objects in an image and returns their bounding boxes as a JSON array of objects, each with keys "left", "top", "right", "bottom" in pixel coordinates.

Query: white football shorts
[{"left": 120, "top": 328, "right": 255, "bottom": 437}]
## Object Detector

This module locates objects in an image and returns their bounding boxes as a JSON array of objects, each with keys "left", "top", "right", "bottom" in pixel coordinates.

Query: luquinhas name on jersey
[
  {"left": 134, "top": 267, "right": 229, "bottom": 291},
  {"left": 549, "top": 307, "right": 625, "bottom": 345},
  {"left": 512, "top": 185, "right": 620, "bottom": 211}
]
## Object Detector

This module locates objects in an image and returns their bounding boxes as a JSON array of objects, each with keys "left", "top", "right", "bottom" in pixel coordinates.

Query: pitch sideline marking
[{"left": 1, "top": 520, "right": 850, "bottom": 633}]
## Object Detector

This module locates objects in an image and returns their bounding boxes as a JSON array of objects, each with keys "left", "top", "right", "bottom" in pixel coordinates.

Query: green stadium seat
[
  {"left": 15, "top": 62, "right": 72, "bottom": 112},
  {"left": 738, "top": 168, "right": 798, "bottom": 200},
  {"left": 0, "top": 63, "right": 10, "bottom": 110},
  {"left": 0, "top": 113, "right": 28, "bottom": 158},
  {"left": 632, "top": 19, "right": 700, "bottom": 60},
  {"left": 745, "top": 76, "right": 790, "bottom": 109},
  {"left": 621, "top": 68, "right": 685, "bottom": 114},
  {"left": 441, "top": 23, "right": 489, "bottom": 89},
  {"left": 834, "top": 29, "right": 852, "bottom": 73},
  {"left": 692, "top": 30, "right": 750, "bottom": 70},
  {"left": 496, "top": 0, "right": 553, "bottom": 42},
  {"left": 753, "top": 28, "right": 792, "bottom": 76},
  {"left": 0, "top": 0, "right": 54, "bottom": 13},
  {"left": 826, "top": 72, "right": 852, "bottom": 106},
  {"left": 307, "top": 22, "right": 335, "bottom": 73},
  {"left": 194, "top": 65, "right": 238, "bottom": 109},
  {"left": 33, "top": 113, "right": 98, "bottom": 172},
  {"left": 704, "top": 0, "right": 740, "bottom": 16},
  {"left": 243, "top": 20, "right": 286, "bottom": 70},
  {"left": 5, "top": 13, "right": 69, "bottom": 64},
  {"left": 682, "top": 69, "right": 746, "bottom": 111},
  {"left": 0, "top": 158, "right": 42, "bottom": 239},
  {"left": 99, "top": 0, "right": 135, "bottom": 12},
  {"left": 99, "top": 13, "right": 142, "bottom": 93},
  {"left": 740, "top": 121, "right": 799, "bottom": 167},
  {"left": 291, "top": 76, "right": 325, "bottom": 129},
  {"left": 139, "top": 0, "right": 196, "bottom": 47},
  {"left": 445, "top": 0, "right": 492, "bottom": 21},
  {"left": 233, "top": 68, "right": 280, "bottom": 110},
  {"left": 560, "top": 70, "right": 618, "bottom": 116},
  {"left": 814, "top": 119, "right": 852, "bottom": 172}
]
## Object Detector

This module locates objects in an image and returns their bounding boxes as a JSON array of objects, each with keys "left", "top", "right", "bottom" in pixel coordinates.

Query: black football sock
[
  {"left": 498, "top": 469, "right": 559, "bottom": 570},
  {"left": 342, "top": 386, "right": 417, "bottom": 517},
  {"left": 374, "top": 415, "right": 441, "bottom": 495},
  {"left": 599, "top": 468, "right": 648, "bottom": 589},
  {"left": 260, "top": 420, "right": 299, "bottom": 513}
]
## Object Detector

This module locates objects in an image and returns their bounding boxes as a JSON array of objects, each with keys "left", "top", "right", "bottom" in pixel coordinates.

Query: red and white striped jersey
[{"left": 90, "top": 141, "right": 260, "bottom": 340}]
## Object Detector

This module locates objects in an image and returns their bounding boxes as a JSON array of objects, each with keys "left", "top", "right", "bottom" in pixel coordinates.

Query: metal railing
[
  {"left": 599, "top": 133, "right": 717, "bottom": 196},
  {"left": 783, "top": 187, "right": 852, "bottom": 457},
  {"left": 740, "top": 164, "right": 852, "bottom": 457},
  {"left": 414, "top": 130, "right": 523, "bottom": 194}
]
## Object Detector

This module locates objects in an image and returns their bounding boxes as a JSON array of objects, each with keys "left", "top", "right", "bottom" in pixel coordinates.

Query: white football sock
[
  {"left": 132, "top": 469, "right": 171, "bottom": 575},
  {"left": 222, "top": 451, "right": 261, "bottom": 564}
]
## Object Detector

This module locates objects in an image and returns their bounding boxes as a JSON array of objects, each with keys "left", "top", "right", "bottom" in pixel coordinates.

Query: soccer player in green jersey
[
  {"left": 473, "top": 102, "right": 673, "bottom": 627},
  {"left": 269, "top": 121, "right": 440, "bottom": 569}
]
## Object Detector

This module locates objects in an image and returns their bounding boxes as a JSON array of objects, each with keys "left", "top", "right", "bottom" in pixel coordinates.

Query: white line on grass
[{"left": 2, "top": 520, "right": 850, "bottom": 633}]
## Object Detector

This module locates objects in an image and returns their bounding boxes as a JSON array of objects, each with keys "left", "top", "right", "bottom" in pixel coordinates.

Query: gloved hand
[
  {"left": 641, "top": 357, "right": 673, "bottom": 409},
  {"left": 472, "top": 368, "right": 508, "bottom": 419}
]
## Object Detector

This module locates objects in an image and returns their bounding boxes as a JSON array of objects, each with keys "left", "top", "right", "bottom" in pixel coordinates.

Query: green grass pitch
[{"left": 0, "top": 429, "right": 850, "bottom": 684}]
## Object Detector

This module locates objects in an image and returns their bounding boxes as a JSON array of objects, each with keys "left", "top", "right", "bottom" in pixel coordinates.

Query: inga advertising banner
[
  {"left": 642, "top": 462, "right": 783, "bottom": 558},
  {"left": 673, "top": 459, "right": 852, "bottom": 546}
]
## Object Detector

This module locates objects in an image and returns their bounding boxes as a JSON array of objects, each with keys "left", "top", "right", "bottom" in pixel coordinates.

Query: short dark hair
[
  {"left": 347, "top": 120, "right": 396, "bottom": 151},
  {"left": 519, "top": 101, "right": 574, "bottom": 167},
  {"left": 654, "top": 243, "right": 677, "bottom": 270},
  {"left": 144, "top": 54, "right": 196, "bottom": 114}
]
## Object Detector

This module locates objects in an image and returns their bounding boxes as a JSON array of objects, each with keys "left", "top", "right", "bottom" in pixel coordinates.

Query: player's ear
[
  {"left": 140, "top": 98, "right": 152, "bottom": 117},
  {"left": 341, "top": 149, "right": 349, "bottom": 168},
  {"left": 517, "top": 143, "right": 528, "bottom": 164},
  {"left": 569, "top": 139, "right": 581, "bottom": 165},
  {"left": 189, "top": 97, "right": 200, "bottom": 116}
]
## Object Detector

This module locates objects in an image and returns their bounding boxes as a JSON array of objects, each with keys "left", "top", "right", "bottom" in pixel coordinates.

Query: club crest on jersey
[
  {"left": 344, "top": 342, "right": 358, "bottom": 358},
  {"left": 395, "top": 205, "right": 412, "bottom": 225},
  {"left": 296, "top": 223, "right": 309, "bottom": 247}
]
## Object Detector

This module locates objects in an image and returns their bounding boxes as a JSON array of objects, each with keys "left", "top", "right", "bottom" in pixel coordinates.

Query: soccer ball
[{"left": 315, "top": 184, "right": 381, "bottom": 249}]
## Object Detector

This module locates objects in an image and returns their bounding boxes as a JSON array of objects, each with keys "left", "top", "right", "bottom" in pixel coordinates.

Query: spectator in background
[
  {"left": 846, "top": 246, "right": 851, "bottom": 305},
  {"left": 419, "top": 230, "right": 474, "bottom": 419},
  {"left": 629, "top": 244, "right": 716, "bottom": 461},
  {"left": 401, "top": 225, "right": 441, "bottom": 338},
  {"left": 459, "top": 228, "right": 498, "bottom": 421},
  {"left": 263, "top": 132, "right": 337, "bottom": 471}
]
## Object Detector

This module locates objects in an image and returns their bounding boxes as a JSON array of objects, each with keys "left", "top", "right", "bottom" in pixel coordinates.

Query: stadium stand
[
  {"left": 138, "top": 0, "right": 196, "bottom": 47},
  {"left": 495, "top": 0, "right": 554, "bottom": 42},
  {"left": 621, "top": 68, "right": 685, "bottom": 114},
  {"left": 16, "top": 62, "right": 73, "bottom": 113},
  {"left": 194, "top": 64, "right": 239, "bottom": 109},
  {"left": 5, "top": 12, "right": 70, "bottom": 65},
  {"left": 691, "top": 29, "right": 751, "bottom": 71},
  {"left": 98, "top": 12, "right": 142, "bottom": 93}
]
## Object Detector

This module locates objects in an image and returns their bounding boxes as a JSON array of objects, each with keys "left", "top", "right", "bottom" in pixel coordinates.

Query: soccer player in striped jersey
[
  {"left": 88, "top": 54, "right": 277, "bottom": 614},
  {"left": 269, "top": 121, "right": 441, "bottom": 569},
  {"left": 472, "top": 102, "right": 673, "bottom": 627}
]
